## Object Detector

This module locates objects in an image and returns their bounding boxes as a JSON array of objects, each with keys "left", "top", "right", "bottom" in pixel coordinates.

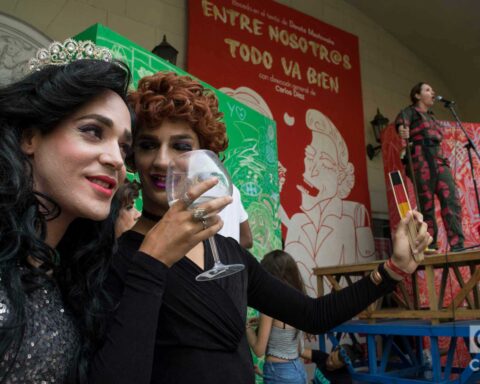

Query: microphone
[{"left": 436, "top": 95, "right": 455, "bottom": 105}]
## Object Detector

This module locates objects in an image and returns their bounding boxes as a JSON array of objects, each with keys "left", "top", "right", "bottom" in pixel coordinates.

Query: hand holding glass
[{"left": 166, "top": 149, "right": 245, "bottom": 281}]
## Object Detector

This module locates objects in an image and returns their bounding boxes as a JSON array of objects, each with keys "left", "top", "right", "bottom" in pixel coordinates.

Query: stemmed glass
[{"left": 166, "top": 149, "right": 245, "bottom": 281}]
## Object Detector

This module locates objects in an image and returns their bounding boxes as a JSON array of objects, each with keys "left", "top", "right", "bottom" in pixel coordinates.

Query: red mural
[{"left": 188, "top": 0, "right": 375, "bottom": 294}]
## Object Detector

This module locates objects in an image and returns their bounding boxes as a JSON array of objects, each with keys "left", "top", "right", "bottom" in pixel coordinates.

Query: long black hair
[{"left": 0, "top": 58, "right": 132, "bottom": 383}]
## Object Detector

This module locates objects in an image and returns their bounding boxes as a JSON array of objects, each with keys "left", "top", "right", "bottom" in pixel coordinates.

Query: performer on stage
[{"left": 396, "top": 82, "right": 464, "bottom": 252}]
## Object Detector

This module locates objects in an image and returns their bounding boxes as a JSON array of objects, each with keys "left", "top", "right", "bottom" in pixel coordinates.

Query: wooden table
[{"left": 313, "top": 249, "right": 480, "bottom": 321}]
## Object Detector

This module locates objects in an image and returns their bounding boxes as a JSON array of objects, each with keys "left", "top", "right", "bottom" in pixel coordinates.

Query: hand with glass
[{"left": 166, "top": 149, "right": 245, "bottom": 280}]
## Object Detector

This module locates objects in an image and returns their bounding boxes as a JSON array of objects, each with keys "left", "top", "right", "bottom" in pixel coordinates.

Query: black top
[{"left": 91, "top": 231, "right": 398, "bottom": 384}]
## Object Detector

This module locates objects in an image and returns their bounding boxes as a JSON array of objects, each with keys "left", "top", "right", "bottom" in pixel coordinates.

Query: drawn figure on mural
[
  {"left": 220, "top": 86, "right": 282, "bottom": 255},
  {"left": 222, "top": 135, "right": 278, "bottom": 257},
  {"left": 220, "top": 86, "right": 273, "bottom": 120},
  {"left": 222, "top": 86, "right": 376, "bottom": 296},
  {"left": 284, "top": 109, "right": 376, "bottom": 296}
]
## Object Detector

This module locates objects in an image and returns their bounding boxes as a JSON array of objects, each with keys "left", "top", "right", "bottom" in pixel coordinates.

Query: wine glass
[{"left": 166, "top": 149, "right": 245, "bottom": 281}]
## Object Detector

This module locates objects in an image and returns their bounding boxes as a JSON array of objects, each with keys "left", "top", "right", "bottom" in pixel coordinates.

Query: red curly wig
[{"left": 128, "top": 71, "right": 228, "bottom": 154}]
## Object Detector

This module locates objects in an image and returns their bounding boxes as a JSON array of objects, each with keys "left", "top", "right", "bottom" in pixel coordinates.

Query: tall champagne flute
[{"left": 166, "top": 149, "right": 245, "bottom": 281}]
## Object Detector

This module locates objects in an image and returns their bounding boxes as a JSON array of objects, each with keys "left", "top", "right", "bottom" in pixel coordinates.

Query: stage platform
[
  {"left": 314, "top": 249, "right": 480, "bottom": 321},
  {"left": 324, "top": 319, "right": 480, "bottom": 383},
  {"left": 315, "top": 250, "right": 480, "bottom": 383}
]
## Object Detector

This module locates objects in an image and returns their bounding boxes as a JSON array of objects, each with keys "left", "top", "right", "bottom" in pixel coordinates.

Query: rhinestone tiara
[{"left": 27, "top": 38, "right": 113, "bottom": 73}]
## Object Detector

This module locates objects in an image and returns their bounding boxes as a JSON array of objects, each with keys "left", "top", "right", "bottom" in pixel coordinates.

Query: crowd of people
[{"left": 0, "top": 39, "right": 432, "bottom": 384}]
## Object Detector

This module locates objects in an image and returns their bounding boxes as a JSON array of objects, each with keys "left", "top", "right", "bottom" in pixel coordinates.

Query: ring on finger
[
  {"left": 182, "top": 191, "right": 193, "bottom": 207},
  {"left": 201, "top": 217, "right": 208, "bottom": 230},
  {"left": 192, "top": 207, "right": 208, "bottom": 221}
]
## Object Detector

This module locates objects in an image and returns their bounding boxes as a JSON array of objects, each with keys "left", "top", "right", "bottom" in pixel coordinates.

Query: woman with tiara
[{"left": 0, "top": 40, "right": 226, "bottom": 383}]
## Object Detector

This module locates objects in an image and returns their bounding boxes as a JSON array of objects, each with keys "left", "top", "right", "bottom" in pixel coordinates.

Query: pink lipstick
[{"left": 87, "top": 175, "right": 116, "bottom": 197}]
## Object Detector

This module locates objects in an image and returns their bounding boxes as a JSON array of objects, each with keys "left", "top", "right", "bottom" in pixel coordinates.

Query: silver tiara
[{"left": 28, "top": 39, "right": 113, "bottom": 73}]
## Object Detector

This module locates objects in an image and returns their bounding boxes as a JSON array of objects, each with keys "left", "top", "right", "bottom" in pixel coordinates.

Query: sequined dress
[{"left": 0, "top": 276, "right": 80, "bottom": 383}]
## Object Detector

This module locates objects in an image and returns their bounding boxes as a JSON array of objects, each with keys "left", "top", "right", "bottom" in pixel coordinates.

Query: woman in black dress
[{"left": 102, "top": 71, "right": 432, "bottom": 384}]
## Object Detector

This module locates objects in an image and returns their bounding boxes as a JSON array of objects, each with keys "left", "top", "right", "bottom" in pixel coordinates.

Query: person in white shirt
[{"left": 218, "top": 184, "right": 253, "bottom": 248}]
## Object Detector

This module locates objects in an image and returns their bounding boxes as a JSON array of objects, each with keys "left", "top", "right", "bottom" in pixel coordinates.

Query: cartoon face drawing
[
  {"left": 284, "top": 109, "right": 375, "bottom": 296},
  {"left": 218, "top": 89, "right": 376, "bottom": 297},
  {"left": 299, "top": 132, "right": 340, "bottom": 210}
]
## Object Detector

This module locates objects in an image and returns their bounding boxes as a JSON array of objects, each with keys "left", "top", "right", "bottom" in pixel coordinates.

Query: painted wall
[{"left": 0, "top": 0, "right": 456, "bottom": 217}]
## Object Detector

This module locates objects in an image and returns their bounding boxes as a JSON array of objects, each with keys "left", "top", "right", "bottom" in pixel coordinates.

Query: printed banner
[{"left": 188, "top": 0, "right": 376, "bottom": 296}]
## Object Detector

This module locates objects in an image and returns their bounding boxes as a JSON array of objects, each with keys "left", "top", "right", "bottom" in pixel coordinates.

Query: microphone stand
[
  {"left": 401, "top": 110, "right": 421, "bottom": 210},
  {"left": 441, "top": 101, "right": 480, "bottom": 218}
]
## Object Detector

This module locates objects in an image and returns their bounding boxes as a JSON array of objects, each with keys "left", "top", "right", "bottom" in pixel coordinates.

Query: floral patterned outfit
[{"left": 395, "top": 105, "right": 464, "bottom": 250}]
